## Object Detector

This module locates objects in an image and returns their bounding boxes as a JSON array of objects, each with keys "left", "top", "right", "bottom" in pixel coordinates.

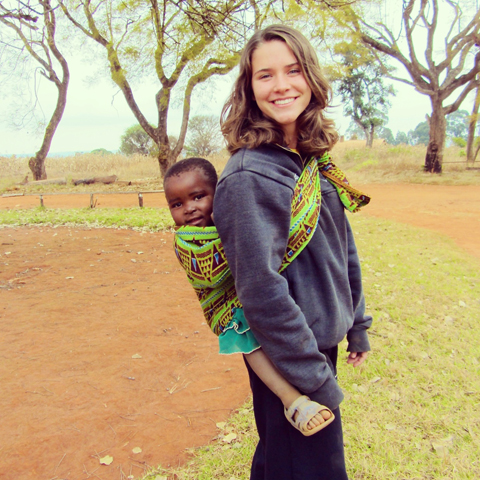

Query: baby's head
[{"left": 163, "top": 157, "right": 217, "bottom": 227}]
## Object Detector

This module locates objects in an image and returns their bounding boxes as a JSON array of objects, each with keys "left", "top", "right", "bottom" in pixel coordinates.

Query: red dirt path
[{"left": 0, "top": 183, "right": 479, "bottom": 480}]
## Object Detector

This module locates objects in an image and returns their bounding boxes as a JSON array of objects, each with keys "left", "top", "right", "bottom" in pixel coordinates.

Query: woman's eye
[{"left": 289, "top": 68, "right": 300, "bottom": 75}]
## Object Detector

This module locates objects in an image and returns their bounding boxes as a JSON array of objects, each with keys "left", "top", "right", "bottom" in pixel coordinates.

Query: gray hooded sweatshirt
[{"left": 213, "top": 145, "right": 372, "bottom": 410}]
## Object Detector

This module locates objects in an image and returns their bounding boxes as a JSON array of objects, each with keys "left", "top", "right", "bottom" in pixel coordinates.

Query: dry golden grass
[
  {"left": 0, "top": 151, "right": 233, "bottom": 194},
  {"left": 1, "top": 141, "right": 479, "bottom": 194},
  {"left": 0, "top": 152, "right": 161, "bottom": 181},
  {"left": 332, "top": 140, "right": 479, "bottom": 186}
]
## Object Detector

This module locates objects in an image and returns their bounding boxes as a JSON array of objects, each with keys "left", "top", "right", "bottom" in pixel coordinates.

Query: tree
[
  {"left": 394, "top": 131, "right": 409, "bottom": 145},
  {"left": 0, "top": 0, "right": 70, "bottom": 180},
  {"left": 346, "top": 121, "right": 366, "bottom": 140},
  {"left": 446, "top": 109, "right": 469, "bottom": 140},
  {"left": 58, "top": 0, "right": 271, "bottom": 176},
  {"left": 466, "top": 77, "right": 480, "bottom": 164},
  {"left": 378, "top": 126, "right": 394, "bottom": 144},
  {"left": 471, "top": 138, "right": 480, "bottom": 163},
  {"left": 410, "top": 121, "right": 430, "bottom": 145},
  {"left": 119, "top": 124, "right": 156, "bottom": 156},
  {"left": 184, "top": 115, "right": 223, "bottom": 157},
  {"left": 331, "top": 45, "right": 395, "bottom": 147},
  {"left": 91, "top": 148, "right": 113, "bottom": 155},
  {"left": 349, "top": 0, "right": 480, "bottom": 172},
  {"left": 57, "top": 0, "right": 363, "bottom": 176}
]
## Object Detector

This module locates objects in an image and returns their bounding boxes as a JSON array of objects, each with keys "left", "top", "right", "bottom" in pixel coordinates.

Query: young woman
[
  {"left": 214, "top": 24, "right": 373, "bottom": 479},
  {"left": 164, "top": 157, "right": 336, "bottom": 437}
]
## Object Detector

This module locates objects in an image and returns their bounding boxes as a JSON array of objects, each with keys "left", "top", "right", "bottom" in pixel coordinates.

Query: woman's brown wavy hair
[{"left": 221, "top": 24, "right": 338, "bottom": 156}]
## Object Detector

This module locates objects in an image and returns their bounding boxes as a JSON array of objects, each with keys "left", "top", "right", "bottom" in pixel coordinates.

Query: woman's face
[{"left": 251, "top": 40, "right": 312, "bottom": 143}]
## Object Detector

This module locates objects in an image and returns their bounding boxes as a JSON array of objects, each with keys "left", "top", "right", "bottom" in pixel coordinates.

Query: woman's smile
[{"left": 273, "top": 97, "right": 297, "bottom": 106}]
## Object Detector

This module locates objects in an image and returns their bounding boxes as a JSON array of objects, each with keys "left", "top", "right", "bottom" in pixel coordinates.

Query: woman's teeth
[{"left": 274, "top": 98, "right": 294, "bottom": 105}]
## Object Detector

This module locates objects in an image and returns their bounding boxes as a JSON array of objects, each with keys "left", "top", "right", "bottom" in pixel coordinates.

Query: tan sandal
[{"left": 284, "top": 395, "right": 335, "bottom": 436}]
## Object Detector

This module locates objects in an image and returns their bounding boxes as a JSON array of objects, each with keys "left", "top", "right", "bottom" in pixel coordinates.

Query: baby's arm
[
  {"left": 245, "top": 348, "right": 332, "bottom": 432},
  {"left": 246, "top": 348, "right": 300, "bottom": 408}
]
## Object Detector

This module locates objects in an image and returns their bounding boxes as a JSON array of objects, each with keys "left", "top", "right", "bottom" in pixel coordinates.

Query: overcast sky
[
  {"left": 0, "top": 58, "right": 434, "bottom": 157},
  {"left": 0, "top": 0, "right": 474, "bottom": 157}
]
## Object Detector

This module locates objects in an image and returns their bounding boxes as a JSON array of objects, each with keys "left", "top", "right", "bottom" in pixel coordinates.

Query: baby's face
[{"left": 164, "top": 169, "right": 215, "bottom": 227}]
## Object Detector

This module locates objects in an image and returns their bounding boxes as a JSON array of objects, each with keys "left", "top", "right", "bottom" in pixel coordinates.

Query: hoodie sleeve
[{"left": 345, "top": 217, "right": 373, "bottom": 353}]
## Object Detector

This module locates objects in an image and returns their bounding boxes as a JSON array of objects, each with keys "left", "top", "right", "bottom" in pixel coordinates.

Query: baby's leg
[{"left": 245, "top": 349, "right": 332, "bottom": 431}]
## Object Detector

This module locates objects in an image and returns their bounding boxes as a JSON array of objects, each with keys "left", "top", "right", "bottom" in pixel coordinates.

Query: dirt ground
[{"left": 0, "top": 183, "right": 479, "bottom": 480}]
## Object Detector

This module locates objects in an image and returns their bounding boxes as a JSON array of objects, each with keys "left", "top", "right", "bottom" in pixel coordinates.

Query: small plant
[{"left": 452, "top": 137, "right": 467, "bottom": 148}]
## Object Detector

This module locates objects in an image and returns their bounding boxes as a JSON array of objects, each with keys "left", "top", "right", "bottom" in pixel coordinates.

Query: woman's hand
[{"left": 347, "top": 351, "right": 368, "bottom": 367}]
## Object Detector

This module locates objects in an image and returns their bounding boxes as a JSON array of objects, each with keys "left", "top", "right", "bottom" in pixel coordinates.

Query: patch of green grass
[
  {"left": 350, "top": 158, "right": 379, "bottom": 171},
  {"left": 0, "top": 207, "right": 173, "bottom": 231},
  {"left": 138, "top": 215, "right": 480, "bottom": 480},
  {"left": 341, "top": 215, "right": 480, "bottom": 479},
  {"left": 1, "top": 209, "right": 478, "bottom": 478}
]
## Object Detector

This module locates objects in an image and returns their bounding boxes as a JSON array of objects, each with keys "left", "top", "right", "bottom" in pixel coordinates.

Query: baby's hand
[{"left": 347, "top": 351, "right": 368, "bottom": 367}]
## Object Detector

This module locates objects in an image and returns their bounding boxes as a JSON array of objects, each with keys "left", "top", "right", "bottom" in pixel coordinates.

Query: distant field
[{"left": 1, "top": 141, "right": 479, "bottom": 195}]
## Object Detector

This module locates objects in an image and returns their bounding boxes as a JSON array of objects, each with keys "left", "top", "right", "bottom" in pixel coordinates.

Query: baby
[{"left": 163, "top": 157, "right": 334, "bottom": 436}]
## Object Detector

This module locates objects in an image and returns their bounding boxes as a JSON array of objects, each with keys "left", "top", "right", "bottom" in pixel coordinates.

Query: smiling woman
[{"left": 216, "top": 24, "right": 373, "bottom": 480}]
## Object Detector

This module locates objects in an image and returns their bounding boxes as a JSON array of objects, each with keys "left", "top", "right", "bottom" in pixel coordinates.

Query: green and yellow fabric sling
[{"left": 174, "top": 153, "right": 370, "bottom": 344}]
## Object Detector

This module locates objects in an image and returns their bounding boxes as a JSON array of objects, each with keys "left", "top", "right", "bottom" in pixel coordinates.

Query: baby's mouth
[{"left": 187, "top": 217, "right": 203, "bottom": 226}]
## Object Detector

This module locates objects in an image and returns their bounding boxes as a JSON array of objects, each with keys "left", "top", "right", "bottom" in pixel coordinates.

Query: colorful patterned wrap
[{"left": 173, "top": 153, "right": 370, "bottom": 336}]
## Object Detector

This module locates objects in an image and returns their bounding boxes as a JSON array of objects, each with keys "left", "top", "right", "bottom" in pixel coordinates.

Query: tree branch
[
  {"left": 423, "top": 0, "right": 438, "bottom": 74},
  {"left": 442, "top": 51, "right": 480, "bottom": 100},
  {"left": 443, "top": 76, "right": 480, "bottom": 115},
  {"left": 174, "top": 54, "right": 239, "bottom": 158}
]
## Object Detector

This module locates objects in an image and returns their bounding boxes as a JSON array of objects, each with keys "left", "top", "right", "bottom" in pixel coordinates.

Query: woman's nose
[{"left": 274, "top": 74, "right": 290, "bottom": 92}]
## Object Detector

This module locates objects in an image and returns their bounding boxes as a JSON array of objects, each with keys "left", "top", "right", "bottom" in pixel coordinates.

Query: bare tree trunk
[
  {"left": 366, "top": 124, "right": 374, "bottom": 148},
  {"left": 28, "top": 154, "right": 48, "bottom": 180},
  {"left": 29, "top": 80, "right": 68, "bottom": 180},
  {"left": 157, "top": 143, "right": 176, "bottom": 177},
  {"left": 474, "top": 144, "right": 480, "bottom": 162},
  {"left": 466, "top": 76, "right": 479, "bottom": 165},
  {"left": 424, "top": 98, "right": 446, "bottom": 173},
  {"left": 30, "top": 0, "right": 70, "bottom": 180}
]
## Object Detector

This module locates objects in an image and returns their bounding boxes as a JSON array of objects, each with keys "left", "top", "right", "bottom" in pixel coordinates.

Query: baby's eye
[
  {"left": 170, "top": 202, "right": 182, "bottom": 209},
  {"left": 194, "top": 194, "right": 205, "bottom": 201}
]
